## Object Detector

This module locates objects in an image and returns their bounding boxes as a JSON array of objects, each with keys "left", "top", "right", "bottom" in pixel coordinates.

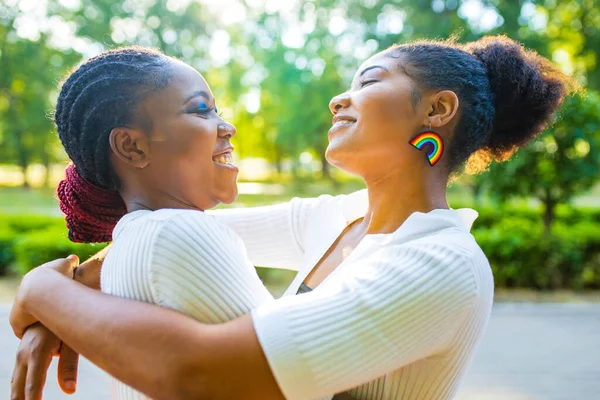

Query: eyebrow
[
  {"left": 182, "top": 90, "right": 211, "bottom": 105},
  {"left": 359, "top": 65, "right": 389, "bottom": 76}
]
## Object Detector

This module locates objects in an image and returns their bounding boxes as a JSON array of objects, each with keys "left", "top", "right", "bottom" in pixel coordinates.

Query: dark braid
[
  {"left": 55, "top": 46, "right": 174, "bottom": 242},
  {"left": 386, "top": 35, "right": 574, "bottom": 174}
]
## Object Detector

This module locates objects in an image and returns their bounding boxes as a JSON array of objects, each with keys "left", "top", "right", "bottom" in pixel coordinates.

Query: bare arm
[{"left": 17, "top": 266, "right": 284, "bottom": 400}]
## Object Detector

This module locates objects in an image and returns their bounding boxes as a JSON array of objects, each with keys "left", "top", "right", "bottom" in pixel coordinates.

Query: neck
[
  {"left": 360, "top": 166, "right": 449, "bottom": 235},
  {"left": 119, "top": 184, "right": 203, "bottom": 213}
]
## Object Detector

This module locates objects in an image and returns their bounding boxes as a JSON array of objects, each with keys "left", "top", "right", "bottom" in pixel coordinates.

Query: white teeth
[
  {"left": 213, "top": 153, "right": 234, "bottom": 166},
  {"left": 335, "top": 120, "right": 354, "bottom": 126}
]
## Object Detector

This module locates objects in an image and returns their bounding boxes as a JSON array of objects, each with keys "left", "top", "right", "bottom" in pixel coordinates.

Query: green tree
[
  {"left": 0, "top": 2, "right": 80, "bottom": 186},
  {"left": 479, "top": 91, "right": 600, "bottom": 232}
]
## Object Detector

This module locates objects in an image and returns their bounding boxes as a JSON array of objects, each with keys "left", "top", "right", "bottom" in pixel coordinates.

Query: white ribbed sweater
[{"left": 100, "top": 190, "right": 494, "bottom": 400}]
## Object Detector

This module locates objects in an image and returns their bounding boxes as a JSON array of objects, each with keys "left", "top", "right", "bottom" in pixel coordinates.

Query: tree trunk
[
  {"left": 16, "top": 131, "right": 30, "bottom": 188},
  {"left": 274, "top": 152, "right": 283, "bottom": 176},
  {"left": 471, "top": 181, "right": 484, "bottom": 207},
  {"left": 19, "top": 162, "right": 29, "bottom": 189},
  {"left": 543, "top": 197, "right": 556, "bottom": 235}
]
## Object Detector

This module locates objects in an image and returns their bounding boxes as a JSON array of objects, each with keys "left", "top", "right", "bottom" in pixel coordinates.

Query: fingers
[
  {"left": 11, "top": 351, "right": 27, "bottom": 400},
  {"left": 24, "top": 356, "right": 52, "bottom": 400},
  {"left": 43, "top": 256, "right": 79, "bottom": 276},
  {"left": 58, "top": 343, "right": 79, "bottom": 394}
]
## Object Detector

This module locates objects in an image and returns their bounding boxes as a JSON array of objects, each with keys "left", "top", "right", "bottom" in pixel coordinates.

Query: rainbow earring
[{"left": 409, "top": 126, "right": 444, "bottom": 167}]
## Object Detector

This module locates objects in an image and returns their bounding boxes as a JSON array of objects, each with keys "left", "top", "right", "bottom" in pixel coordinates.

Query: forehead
[
  {"left": 139, "top": 59, "right": 213, "bottom": 120},
  {"left": 166, "top": 59, "right": 213, "bottom": 100},
  {"left": 353, "top": 52, "right": 401, "bottom": 81}
]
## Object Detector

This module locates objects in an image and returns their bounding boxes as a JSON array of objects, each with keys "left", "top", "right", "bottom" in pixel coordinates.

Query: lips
[
  {"left": 329, "top": 115, "right": 357, "bottom": 136},
  {"left": 332, "top": 115, "right": 357, "bottom": 125},
  {"left": 212, "top": 147, "right": 235, "bottom": 166}
]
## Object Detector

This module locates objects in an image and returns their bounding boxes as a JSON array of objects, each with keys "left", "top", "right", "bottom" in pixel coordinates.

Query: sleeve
[
  {"left": 148, "top": 211, "right": 274, "bottom": 324},
  {"left": 207, "top": 196, "right": 322, "bottom": 270},
  {"left": 250, "top": 243, "right": 478, "bottom": 400}
]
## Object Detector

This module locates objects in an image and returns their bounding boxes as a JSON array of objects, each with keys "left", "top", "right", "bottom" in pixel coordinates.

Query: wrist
[{"left": 19, "top": 267, "right": 54, "bottom": 317}]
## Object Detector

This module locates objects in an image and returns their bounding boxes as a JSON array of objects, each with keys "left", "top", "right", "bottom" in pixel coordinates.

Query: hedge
[
  {"left": 473, "top": 218, "right": 600, "bottom": 289},
  {"left": 0, "top": 209, "right": 599, "bottom": 289},
  {"left": 0, "top": 215, "right": 107, "bottom": 276}
]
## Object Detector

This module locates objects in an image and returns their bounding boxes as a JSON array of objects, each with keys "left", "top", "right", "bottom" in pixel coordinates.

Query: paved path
[{"left": 2, "top": 302, "right": 599, "bottom": 399}]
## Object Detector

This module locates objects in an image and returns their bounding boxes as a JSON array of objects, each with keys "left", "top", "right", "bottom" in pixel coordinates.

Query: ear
[
  {"left": 109, "top": 127, "right": 151, "bottom": 168},
  {"left": 425, "top": 90, "right": 459, "bottom": 129}
]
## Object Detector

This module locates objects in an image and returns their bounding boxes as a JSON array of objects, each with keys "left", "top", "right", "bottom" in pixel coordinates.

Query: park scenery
[{"left": 0, "top": 0, "right": 599, "bottom": 399}]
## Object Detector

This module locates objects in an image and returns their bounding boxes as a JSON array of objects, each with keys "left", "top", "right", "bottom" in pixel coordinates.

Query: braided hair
[
  {"left": 386, "top": 35, "right": 575, "bottom": 174},
  {"left": 55, "top": 46, "right": 173, "bottom": 243}
]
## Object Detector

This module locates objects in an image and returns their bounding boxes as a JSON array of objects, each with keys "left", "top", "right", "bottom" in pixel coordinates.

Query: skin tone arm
[{"left": 12, "top": 259, "right": 284, "bottom": 400}]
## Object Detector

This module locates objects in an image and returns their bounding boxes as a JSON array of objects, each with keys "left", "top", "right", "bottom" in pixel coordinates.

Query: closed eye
[
  {"left": 360, "top": 79, "right": 378, "bottom": 88},
  {"left": 191, "top": 103, "right": 219, "bottom": 117}
]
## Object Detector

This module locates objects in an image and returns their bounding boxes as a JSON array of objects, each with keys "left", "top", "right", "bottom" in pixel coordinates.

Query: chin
[
  {"left": 217, "top": 186, "right": 238, "bottom": 205},
  {"left": 325, "top": 144, "right": 348, "bottom": 170},
  {"left": 220, "top": 193, "right": 238, "bottom": 204},
  {"left": 325, "top": 145, "right": 364, "bottom": 178}
]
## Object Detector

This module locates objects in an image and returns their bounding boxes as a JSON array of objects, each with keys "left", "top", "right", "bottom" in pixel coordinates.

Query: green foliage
[
  {"left": 4, "top": 214, "right": 65, "bottom": 233},
  {"left": 477, "top": 91, "right": 600, "bottom": 229},
  {"left": 473, "top": 217, "right": 600, "bottom": 290},
  {"left": 3, "top": 0, "right": 600, "bottom": 185},
  {"left": 0, "top": 209, "right": 598, "bottom": 290},
  {"left": 12, "top": 227, "right": 107, "bottom": 276},
  {"left": 0, "top": 225, "right": 15, "bottom": 275}
]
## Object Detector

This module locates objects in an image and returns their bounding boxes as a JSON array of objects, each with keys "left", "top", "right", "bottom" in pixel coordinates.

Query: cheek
[
  {"left": 360, "top": 89, "right": 414, "bottom": 134},
  {"left": 152, "top": 120, "right": 216, "bottom": 180}
]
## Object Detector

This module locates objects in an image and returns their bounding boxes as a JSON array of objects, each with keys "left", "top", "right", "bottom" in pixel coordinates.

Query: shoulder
[
  {"left": 381, "top": 231, "right": 491, "bottom": 298},
  {"left": 112, "top": 209, "right": 245, "bottom": 258},
  {"left": 150, "top": 209, "right": 243, "bottom": 248}
]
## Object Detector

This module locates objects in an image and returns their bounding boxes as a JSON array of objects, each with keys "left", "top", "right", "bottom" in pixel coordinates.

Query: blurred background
[{"left": 0, "top": 0, "right": 599, "bottom": 399}]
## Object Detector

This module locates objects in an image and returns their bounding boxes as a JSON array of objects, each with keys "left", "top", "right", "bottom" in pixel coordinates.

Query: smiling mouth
[
  {"left": 212, "top": 152, "right": 235, "bottom": 166},
  {"left": 332, "top": 119, "right": 355, "bottom": 128},
  {"left": 329, "top": 118, "right": 356, "bottom": 135}
]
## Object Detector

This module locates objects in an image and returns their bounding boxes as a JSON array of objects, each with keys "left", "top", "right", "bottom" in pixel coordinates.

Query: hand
[
  {"left": 11, "top": 323, "right": 80, "bottom": 400},
  {"left": 10, "top": 256, "right": 79, "bottom": 339}
]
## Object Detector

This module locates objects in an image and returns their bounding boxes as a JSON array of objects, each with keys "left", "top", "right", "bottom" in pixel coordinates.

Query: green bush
[
  {"left": 4, "top": 214, "right": 65, "bottom": 233},
  {"left": 0, "top": 225, "right": 16, "bottom": 275},
  {"left": 473, "top": 217, "right": 600, "bottom": 290},
  {"left": 13, "top": 227, "right": 107, "bottom": 276},
  {"left": 0, "top": 209, "right": 599, "bottom": 289}
]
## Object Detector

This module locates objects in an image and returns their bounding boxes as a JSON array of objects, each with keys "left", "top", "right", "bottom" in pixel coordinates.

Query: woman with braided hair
[{"left": 11, "top": 36, "right": 573, "bottom": 400}]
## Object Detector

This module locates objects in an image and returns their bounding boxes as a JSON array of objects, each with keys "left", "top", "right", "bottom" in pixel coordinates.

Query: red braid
[{"left": 57, "top": 163, "right": 127, "bottom": 243}]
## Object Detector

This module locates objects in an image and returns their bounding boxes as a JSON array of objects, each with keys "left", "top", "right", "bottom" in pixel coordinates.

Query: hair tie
[{"left": 57, "top": 163, "right": 127, "bottom": 243}]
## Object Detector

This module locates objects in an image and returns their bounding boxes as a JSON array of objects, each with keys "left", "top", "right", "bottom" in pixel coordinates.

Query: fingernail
[
  {"left": 65, "top": 380, "right": 76, "bottom": 391},
  {"left": 67, "top": 254, "right": 79, "bottom": 264}
]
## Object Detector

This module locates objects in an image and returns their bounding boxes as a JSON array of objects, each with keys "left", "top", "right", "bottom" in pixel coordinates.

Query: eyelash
[
  {"left": 360, "top": 79, "right": 378, "bottom": 88},
  {"left": 194, "top": 104, "right": 221, "bottom": 117}
]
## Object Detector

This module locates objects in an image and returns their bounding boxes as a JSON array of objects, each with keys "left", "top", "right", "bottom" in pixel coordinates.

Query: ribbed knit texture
[
  {"left": 100, "top": 209, "right": 274, "bottom": 400},
  {"left": 214, "top": 191, "right": 494, "bottom": 400},
  {"left": 101, "top": 190, "right": 494, "bottom": 400}
]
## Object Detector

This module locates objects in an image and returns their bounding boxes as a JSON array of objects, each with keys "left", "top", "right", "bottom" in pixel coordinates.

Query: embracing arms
[{"left": 13, "top": 264, "right": 284, "bottom": 400}]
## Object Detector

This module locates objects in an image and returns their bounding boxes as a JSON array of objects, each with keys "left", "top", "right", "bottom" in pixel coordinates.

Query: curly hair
[
  {"left": 386, "top": 35, "right": 575, "bottom": 174},
  {"left": 55, "top": 46, "right": 174, "bottom": 242}
]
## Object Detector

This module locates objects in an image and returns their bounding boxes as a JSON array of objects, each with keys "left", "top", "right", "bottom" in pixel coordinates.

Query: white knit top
[{"left": 100, "top": 190, "right": 494, "bottom": 400}]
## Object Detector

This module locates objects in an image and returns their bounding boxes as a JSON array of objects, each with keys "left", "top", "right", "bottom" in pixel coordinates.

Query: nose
[
  {"left": 329, "top": 92, "right": 351, "bottom": 114},
  {"left": 217, "top": 122, "right": 236, "bottom": 139}
]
